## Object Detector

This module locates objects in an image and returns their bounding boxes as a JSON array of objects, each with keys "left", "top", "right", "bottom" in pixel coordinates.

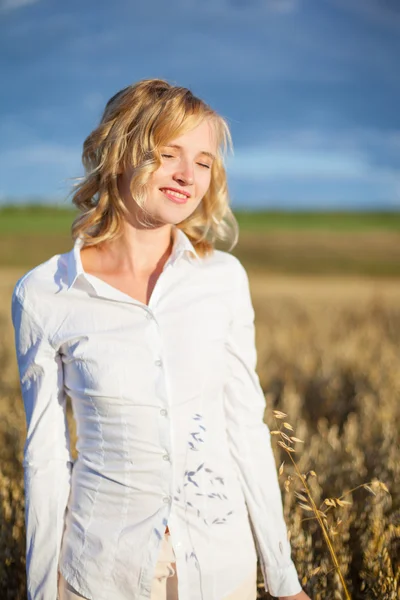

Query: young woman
[{"left": 11, "top": 79, "right": 311, "bottom": 600}]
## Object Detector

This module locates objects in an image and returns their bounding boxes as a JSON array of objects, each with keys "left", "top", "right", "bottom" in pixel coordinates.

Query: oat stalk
[
  {"left": 300, "top": 480, "right": 390, "bottom": 523},
  {"left": 272, "top": 409, "right": 352, "bottom": 600}
]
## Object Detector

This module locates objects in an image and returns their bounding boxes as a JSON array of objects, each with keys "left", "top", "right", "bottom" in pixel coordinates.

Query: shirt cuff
[{"left": 259, "top": 556, "right": 303, "bottom": 597}]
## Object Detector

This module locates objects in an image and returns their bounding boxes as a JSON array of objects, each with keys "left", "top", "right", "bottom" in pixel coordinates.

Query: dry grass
[
  {"left": 2, "top": 229, "right": 400, "bottom": 277},
  {"left": 249, "top": 275, "right": 400, "bottom": 599},
  {"left": 0, "top": 268, "right": 399, "bottom": 599}
]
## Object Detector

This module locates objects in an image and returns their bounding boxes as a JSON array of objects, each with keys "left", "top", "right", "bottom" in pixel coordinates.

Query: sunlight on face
[
  {"left": 118, "top": 118, "right": 218, "bottom": 227},
  {"left": 148, "top": 118, "right": 218, "bottom": 224}
]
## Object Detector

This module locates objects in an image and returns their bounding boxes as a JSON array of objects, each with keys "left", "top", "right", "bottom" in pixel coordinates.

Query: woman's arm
[
  {"left": 11, "top": 284, "right": 73, "bottom": 600},
  {"left": 223, "top": 258, "right": 304, "bottom": 598}
]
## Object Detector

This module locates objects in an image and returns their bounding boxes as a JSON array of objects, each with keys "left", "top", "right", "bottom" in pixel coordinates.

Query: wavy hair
[{"left": 69, "top": 78, "right": 239, "bottom": 257}]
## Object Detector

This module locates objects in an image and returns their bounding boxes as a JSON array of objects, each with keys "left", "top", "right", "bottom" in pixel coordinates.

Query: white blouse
[{"left": 11, "top": 224, "right": 302, "bottom": 600}]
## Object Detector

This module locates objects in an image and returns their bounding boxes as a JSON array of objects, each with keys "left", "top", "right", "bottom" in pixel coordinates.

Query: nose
[{"left": 173, "top": 159, "right": 194, "bottom": 186}]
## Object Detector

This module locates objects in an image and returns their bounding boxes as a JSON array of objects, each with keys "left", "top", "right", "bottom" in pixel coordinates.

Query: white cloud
[
  {"left": 83, "top": 92, "right": 106, "bottom": 113},
  {"left": 0, "top": 0, "right": 40, "bottom": 11},
  {"left": 324, "top": 0, "right": 400, "bottom": 32},
  {"left": 0, "top": 142, "right": 80, "bottom": 168},
  {"left": 227, "top": 147, "right": 370, "bottom": 180},
  {"left": 226, "top": 127, "right": 400, "bottom": 187},
  {"left": 171, "top": 0, "right": 301, "bottom": 15},
  {"left": 266, "top": 0, "right": 301, "bottom": 14},
  {"left": 249, "top": 127, "right": 400, "bottom": 154}
]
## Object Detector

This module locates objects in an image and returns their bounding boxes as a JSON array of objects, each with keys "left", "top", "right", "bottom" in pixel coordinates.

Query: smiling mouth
[
  {"left": 160, "top": 188, "right": 190, "bottom": 203},
  {"left": 160, "top": 188, "right": 190, "bottom": 198}
]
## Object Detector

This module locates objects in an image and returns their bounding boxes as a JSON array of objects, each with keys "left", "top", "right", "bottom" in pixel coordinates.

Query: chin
[{"left": 158, "top": 208, "right": 194, "bottom": 225}]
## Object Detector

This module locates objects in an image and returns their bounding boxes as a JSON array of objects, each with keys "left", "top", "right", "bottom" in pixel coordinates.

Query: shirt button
[
  {"left": 160, "top": 409, "right": 168, "bottom": 417},
  {"left": 163, "top": 453, "right": 170, "bottom": 461},
  {"left": 163, "top": 495, "right": 171, "bottom": 504},
  {"left": 155, "top": 358, "right": 163, "bottom": 367}
]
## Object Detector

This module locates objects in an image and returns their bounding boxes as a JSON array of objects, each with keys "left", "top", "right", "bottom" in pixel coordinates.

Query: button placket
[{"left": 149, "top": 311, "right": 173, "bottom": 513}]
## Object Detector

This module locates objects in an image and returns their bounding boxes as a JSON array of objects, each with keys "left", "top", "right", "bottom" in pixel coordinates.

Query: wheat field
[{"left": 0, "top": 266, "right": 399, "bottom": 600}]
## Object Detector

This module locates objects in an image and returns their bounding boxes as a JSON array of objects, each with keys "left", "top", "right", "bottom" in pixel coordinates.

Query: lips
[
  {"left": 160, "top": 187, "right": 191, "bottom": 198},
  {"left": 160, "top": 188, "right": 191, "bottom": 205}
]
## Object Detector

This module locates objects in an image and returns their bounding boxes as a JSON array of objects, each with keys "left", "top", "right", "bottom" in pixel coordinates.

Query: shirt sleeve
[
  {"left": 223, "top": 259, "right": 303, "bottom": 598},
  {"left": 11, "top": 285, "right": 73, "bottom": 600}
]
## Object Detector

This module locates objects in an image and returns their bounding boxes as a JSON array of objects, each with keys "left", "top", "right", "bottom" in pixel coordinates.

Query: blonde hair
[{"left": 69, "top": 78, "right": 239, "bottom": 257}]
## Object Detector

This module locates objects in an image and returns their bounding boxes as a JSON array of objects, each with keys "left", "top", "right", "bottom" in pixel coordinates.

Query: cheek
[
  {"left": 149, "top": 164, "right": 169, "bottom": 182},
  {"left": 200, "top": 172, "right": 212, "bottom": 196}
]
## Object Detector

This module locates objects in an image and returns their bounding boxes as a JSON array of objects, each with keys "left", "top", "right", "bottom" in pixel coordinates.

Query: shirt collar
[{"left": 66, "top": 225, "right": 200, "bottom": 291}]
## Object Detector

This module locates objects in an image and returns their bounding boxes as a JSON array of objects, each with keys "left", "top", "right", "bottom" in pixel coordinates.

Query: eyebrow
[{"left": 164, "top": 144, "right": 216, "bottom": 161}]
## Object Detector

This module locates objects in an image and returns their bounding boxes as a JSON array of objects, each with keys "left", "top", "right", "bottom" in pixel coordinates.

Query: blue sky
[{"left": 1, "top": 0, "right": 399, "bottom": 210}]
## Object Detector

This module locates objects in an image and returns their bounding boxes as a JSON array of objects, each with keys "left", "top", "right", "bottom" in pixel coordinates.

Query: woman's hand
[{"left": 279, "top": 591, "right": 311, "bottom": 600}]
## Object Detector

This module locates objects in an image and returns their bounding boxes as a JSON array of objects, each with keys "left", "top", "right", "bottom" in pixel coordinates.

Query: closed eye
[{"left": 161, "top": 154, "right": 210, "bottom": 169}]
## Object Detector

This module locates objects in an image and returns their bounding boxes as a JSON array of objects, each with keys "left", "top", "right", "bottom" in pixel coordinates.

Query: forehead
[{"left": 164, "top": 120, "right": 218, "bottom": 155}]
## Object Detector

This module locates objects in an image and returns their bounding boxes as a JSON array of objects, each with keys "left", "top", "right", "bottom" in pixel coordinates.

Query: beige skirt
[{"left": 58, "top": 531, "right": 257, "bottom": 600}]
